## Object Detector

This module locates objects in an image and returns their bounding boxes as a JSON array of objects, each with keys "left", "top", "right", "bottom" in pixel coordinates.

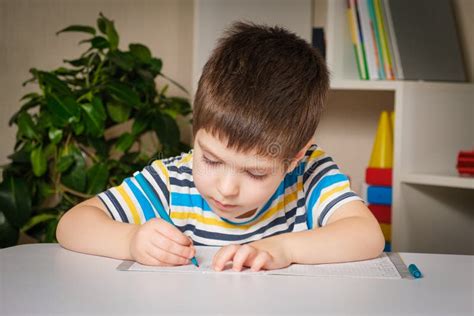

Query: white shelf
[
  {"left": 325, "top": 0, "right": 474, "bottom": 254},
  {"left": 330, "top": 79, "right": 401, "bottom": 91},
  {"left": 401, "top": 173, "right": 474, "bottom": 190}
]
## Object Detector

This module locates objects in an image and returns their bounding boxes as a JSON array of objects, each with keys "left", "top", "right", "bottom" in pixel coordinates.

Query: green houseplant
[{"left": 0, "top": 13, "right": 192, "bottom": 247}]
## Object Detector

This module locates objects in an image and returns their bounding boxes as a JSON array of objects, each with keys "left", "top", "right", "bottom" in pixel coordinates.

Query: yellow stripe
[
  {"left": 177, "top": 153, "right": 192, "bottom": 166},
  {"left": 380, "top": 223, "right": 391, "bottom": 242},
  {"left": 309, "top": 149, "right": 325, "bottom": 162},
  {"left": 318, "top": 182, "right": 350, "bottom": 207},
  {"left": 153, "top": 160, "right": 170, "bottom": 186},
  {"left": 171, "top": 182, "right": 304, "bottom": 229},
  {"left": 116, "top": 185, "right": 141, "bottom": 224}
]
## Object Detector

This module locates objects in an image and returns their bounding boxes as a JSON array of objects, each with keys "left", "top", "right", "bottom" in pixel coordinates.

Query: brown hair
[{"left": 193, "top": 21, "right": 329, "bottom": 164}]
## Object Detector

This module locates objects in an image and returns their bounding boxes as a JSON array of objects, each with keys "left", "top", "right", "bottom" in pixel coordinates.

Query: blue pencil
[{"left": 136, "top": 174, "right": 199, "bottom": 267}]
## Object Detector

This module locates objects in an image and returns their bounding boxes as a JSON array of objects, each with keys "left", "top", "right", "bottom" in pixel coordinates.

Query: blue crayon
[{"left": 408, "top": 264, "right": 422, "bottom": 279}]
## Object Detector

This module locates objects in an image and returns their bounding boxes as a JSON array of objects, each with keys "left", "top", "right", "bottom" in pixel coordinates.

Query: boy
[{"left": 56, "top": 22, "right": 385, "bottom": 272}]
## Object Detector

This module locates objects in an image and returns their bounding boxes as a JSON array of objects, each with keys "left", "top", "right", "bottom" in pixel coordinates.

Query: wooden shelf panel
[
  {"left": 401, "top": 173, "right": 474, "bottom": 190},
  {"left": 330, "top": 79, "right": 401, "bottom": 91}
]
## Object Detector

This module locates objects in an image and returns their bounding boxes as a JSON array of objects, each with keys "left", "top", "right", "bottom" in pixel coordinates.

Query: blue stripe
[
  {"left": 306, "top": 174, "right": 349, "bottom": 229},
  {"left": 135, "top": 173, "right": 171, "bottom": 222},
  {"left": 171, "top": 192, "right": 212, "bottom": 211},
  {"left": 317, "top": 192, "right": 358, "bottom": 227},
  {"left": 145, "top": 166, "right": 169, "bottom": 205},
  {"left": 125, "top": 178, "right": 156, "bottom": 221},
  {"left": 104, "top": 190, "right": 129, "bottom": 223}
]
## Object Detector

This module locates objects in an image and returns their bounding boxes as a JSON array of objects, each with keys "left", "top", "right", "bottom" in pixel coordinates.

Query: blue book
[{"left": 367, "top": 185, "right": 392, "bottom": 205}]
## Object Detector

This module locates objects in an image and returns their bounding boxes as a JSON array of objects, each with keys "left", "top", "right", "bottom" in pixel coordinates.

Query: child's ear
[{"left": 285, "top": 140, "right": 314, "bottom": 172}]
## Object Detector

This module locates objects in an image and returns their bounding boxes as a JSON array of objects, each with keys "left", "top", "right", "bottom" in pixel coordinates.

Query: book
[
  {"left": 384, "top": 0, "right": 466, "bottom": 81},
  {"left": 381, "top": 0, "right": 402, "bottom": 79},
  {"left": 347, "top": 0, "right": 368, "bottom": 80},
  {"left": 367, "top": 0, "right": 386, "bottom": 79},
  {"left": 357, "top": 0, "right": 379, "bottom": 80},
  {"left": 374, "top": 0, "right": 394, "bottom": 79}
]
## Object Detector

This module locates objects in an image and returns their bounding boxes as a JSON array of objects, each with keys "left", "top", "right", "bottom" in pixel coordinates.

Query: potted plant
[{"left": 0, "top": 13, "right": 192, "bottom": 247}]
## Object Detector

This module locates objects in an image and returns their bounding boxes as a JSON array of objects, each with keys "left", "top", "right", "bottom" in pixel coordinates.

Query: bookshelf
[{"left": 324, "top": 0, "right": 474, "bottom": 255}]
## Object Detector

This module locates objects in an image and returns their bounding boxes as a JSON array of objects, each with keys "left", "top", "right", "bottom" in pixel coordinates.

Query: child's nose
[{"left": 217, "top": 173, "right": 239, "bottom": 198}]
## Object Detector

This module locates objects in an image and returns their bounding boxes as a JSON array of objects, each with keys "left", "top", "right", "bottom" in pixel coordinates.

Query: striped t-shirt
[{"left": 98, "top": 144, "right": 362, "bottom": 246}]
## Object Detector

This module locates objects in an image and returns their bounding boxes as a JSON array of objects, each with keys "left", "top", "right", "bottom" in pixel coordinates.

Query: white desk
[{"left": 1, "top": 244, "right": 473, "bottom": 315}]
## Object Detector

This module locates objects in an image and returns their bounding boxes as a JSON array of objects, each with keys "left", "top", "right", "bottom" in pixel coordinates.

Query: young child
[{"left": 56, "top": 22, "right": 385, "bottom": 272}]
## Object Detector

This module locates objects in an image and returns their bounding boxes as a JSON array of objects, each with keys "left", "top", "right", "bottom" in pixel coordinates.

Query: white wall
[
  {"left": 1, "top": 0, "right": 472, "bottom": 169},
  {"left": 0, "top": 0, "right": 194, "bottom": 164}
]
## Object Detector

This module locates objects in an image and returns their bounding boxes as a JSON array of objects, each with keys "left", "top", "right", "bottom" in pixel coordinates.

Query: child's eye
[
  {"left": 247, "top": 172, "right": 268, "bottom": 181},
  {"left": 202, "top": 156, "right": 221, "bottom": 166}
]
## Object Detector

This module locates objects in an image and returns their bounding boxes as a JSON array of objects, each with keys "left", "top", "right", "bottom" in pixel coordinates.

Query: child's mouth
[{"left": 210, "top": 198, "right": 238, "bottom": 210}]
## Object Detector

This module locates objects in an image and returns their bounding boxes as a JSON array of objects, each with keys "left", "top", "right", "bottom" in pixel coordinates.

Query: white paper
[{"left": 119, "top": 246, "right": 402, "bottom": 279}]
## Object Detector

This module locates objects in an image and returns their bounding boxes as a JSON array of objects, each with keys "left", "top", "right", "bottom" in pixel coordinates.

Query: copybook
[{"left": 117, "top": 246, "right": 413, "bottom": 279}]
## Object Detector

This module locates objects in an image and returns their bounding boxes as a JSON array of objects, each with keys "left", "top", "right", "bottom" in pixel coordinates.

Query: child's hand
[
  {"left": 212, "top": 244, "right": 291, "bottom": 272},
  {"left": 129, "top": 218, "right": 195, "bottom": 266}
]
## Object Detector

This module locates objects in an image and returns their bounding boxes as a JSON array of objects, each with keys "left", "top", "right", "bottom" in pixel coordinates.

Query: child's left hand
[{"left": 212, "top": 243, "right": 291, "bottom": 272}]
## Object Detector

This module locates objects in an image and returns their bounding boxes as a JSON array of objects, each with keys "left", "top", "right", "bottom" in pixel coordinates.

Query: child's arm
[
  {"left": 212, "top": 200, "right": 385, "bottom": 271},
  {"left": 56, "top": 197, "right": 196, "bottom": 265}
]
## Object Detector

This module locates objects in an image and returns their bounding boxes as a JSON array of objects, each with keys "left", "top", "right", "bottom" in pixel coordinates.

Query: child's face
[{"left": 192, "top": 129, "right": 288, "bottom": 221}]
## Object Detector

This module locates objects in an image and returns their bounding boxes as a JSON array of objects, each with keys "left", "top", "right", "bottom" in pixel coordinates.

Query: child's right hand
[{"left": 129, "top": 218, "right": 196, "bottom": 266}]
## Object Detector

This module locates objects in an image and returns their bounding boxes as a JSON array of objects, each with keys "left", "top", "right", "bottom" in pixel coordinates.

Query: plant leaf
[
  {"left": 98, "top": 13, "right": 119, "bottom": 49},
  {"left": 0, "top": 176, "right": 32, "bottom": 228},
  {"left": 106, "top": 101, "right": 131, "bottom": 123},
  {"left": 44, "top": 143, "right": 57, "bottom": 160},
  {"left": 44, "top": 217, "right": 59, "bottom": 243},
  {"left": 92, "top": 96, "right": 107, "bottom": 119},
  {"left": 114, "top": 133, "right": 135, "bottom": 152},
  {"left": 86, "top": 163, "right": 109, "bottom": 194},
  {"left": 56, "top": 25, "right": 96, "bottom": 36},
  {"left": 79, "top": 36, "right": 110, "bottom": 50},
  {"left": 149, "top": 58, "right": 163, "bottom": 75},
  {"left": 61, "top": 145, "right": 86, "bottom": 192},
  {"left": 0, "top": 210, "right": 19, "bottom": 247},
  {"left": 131, "top": 112, "right": 150, "bottom": 136},
  {"left": 81, "top": 103, "right": 105, "bottom": 137},
  {"left": 106, "top": 82, "right": 141, "bottom": 108},
  {"left": 129, "top": 43, "right": 152, "bottom": 63},
  {"left": 108, "top": 50, "right": 134, "bottom": 71},
  {"left": 64, "top": 56, "right": 89, "bottom": 67},
  {"left": 38, "top": 71, "right": 72, "bottom": 96},
  {"left": 7, "top": 145, "right": 31, "bottom": 164},
  {"left": 48, "top": 128, "right": 63, "bottom": 144},
  {"left": 56, "top": 155, "right": 75, "bottom": 173},
  {"left": 31, "top": 146, "right": 48, "bottom": 177},
  {"left": 16, "top": 112, "right": 38, "bottom": 140},
  {"left": 153, "top": 113, "right": 180, "bottom": 148},
  {"left": 45, "top": 93, "right": 80, "bottom": 126},
  {"left": 21, "top": 213, "right": 58, "bottom": 233}
]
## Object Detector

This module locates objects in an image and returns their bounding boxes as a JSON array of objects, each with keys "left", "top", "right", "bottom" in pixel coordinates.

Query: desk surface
[{"left": 1, "top": 244, "right": 473, "bottom": 315}]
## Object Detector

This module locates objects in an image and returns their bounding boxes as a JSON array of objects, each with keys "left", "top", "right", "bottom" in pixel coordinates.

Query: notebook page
[
  {"left": 270, "top": 253, "right": 401, "bottom": 279},
  {"left": 118, "top": 246, "right": 402, "bottom": 279},
  {"left": 121, "top": 246, "right": 262, "bottom": 274}
]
